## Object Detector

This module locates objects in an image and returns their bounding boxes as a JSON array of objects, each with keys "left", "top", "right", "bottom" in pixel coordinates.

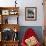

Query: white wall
[{"left": 0, "top": 0, "right": 44, "bottom": 26}]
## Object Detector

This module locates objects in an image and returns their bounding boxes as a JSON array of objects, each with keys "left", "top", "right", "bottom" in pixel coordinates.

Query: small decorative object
[
  {"left": 5, "top": 18, "right": 8, "bottom": 24},
  {"left": 9, "top": 10, "right": 17, "bottom": 15},
  {"left": 15, "top": 32, "right": 18, "bottom": 40},
  {"left": 25, "top": 7, "right": 37, "bottom": 21},
  {"left": 13, "top": 32, "right": 18, "bottom": 41},
  {"left": 2, "top": 16, "right": 8, "bottom": 24},
  {"left": 15, "top": 0, "right": 17, "bottom": 7},
  {"left": 13, "top": 28, "right": 18, "bottom": 40},
  {"left": 10, "top": 10, "right": 15, "bottom": 15},
  {"left": 0, "top": 10, "right": 2, "bottom": 14},
  {"left": 14, "top": 28, "right": 17, "bottom": 32},
  {"left": 2, "top": 10, "right": 9, "bottom": 15}
]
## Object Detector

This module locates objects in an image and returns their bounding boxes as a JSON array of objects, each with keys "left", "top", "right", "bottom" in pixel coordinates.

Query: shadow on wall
[{"left": 18, "top": 26, "right": 44, "bottom": 45}]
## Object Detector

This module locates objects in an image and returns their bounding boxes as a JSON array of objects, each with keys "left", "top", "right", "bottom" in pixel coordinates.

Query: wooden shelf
[
  {"left": 0, "top": 7, "right": 20, "bottom": 46},
  {"left": 1, "top": 40, "right": 19, "bottom": 46},
  {"left": 0, "top": 24, "right": 20, "bottom": 32},
  {"left": 0, "top": 7, "right": 19, "bottom": 16},
  {"left": 0, "top": 7, "right": 19, "bottom": 9}
]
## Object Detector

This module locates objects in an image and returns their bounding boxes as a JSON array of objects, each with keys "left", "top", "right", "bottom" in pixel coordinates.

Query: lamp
[{"left": 15, "top": 0, "right": 17, "bottom": 7}]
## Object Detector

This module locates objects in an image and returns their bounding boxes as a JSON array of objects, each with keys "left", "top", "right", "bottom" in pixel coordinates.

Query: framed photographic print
[
  {"left": 25, "top": 7, "right": 37, "bottom": 21},
  {"left": 2, "top": 10, "right": 9, "bottom": 15}
]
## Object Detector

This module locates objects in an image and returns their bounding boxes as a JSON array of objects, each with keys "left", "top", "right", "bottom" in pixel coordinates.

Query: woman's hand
[{"left": 25, "top": 36, "right": 38, "bottom": 46}]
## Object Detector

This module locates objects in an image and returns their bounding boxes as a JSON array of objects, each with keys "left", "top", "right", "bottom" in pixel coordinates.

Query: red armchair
[{"left": 21, "top": 28, "right": 41, "bottom": 46}]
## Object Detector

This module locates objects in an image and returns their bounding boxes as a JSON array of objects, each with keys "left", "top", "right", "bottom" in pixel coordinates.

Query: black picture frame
[{"left": 25, "top": 7, "right": 37, "bottom": 21}]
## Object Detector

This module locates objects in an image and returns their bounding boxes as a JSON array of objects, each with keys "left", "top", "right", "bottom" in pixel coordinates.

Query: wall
[
  {"left": 0, "top": 0, "right": 44, "bottom": 26},
  {"left": 18, "top": 0, "right": 44, "bottom": 26},
  {"left": 0, "top": 0, "right": 44, "bottom": 45}
]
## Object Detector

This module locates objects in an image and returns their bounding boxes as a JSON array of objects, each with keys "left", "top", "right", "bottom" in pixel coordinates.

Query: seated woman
[{"left": 21, "top": 28, "right": 41, "bottom": 46}]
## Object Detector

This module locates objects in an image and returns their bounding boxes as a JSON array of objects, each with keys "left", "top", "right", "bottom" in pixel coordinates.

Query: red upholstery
[{"left": 21, "top": 28, "right": 41, "bottom": 46}]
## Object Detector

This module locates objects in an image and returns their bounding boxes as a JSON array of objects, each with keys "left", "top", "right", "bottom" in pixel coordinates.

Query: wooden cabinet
[
  {"left": 43, "top": 0, "right": 46, "bottom": 46},
  {"left": 44, "top": 0, "right": 46, "bottom": 26},
  {"left": 0, "top": 7, "right": 19, "bottom": 46}
]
